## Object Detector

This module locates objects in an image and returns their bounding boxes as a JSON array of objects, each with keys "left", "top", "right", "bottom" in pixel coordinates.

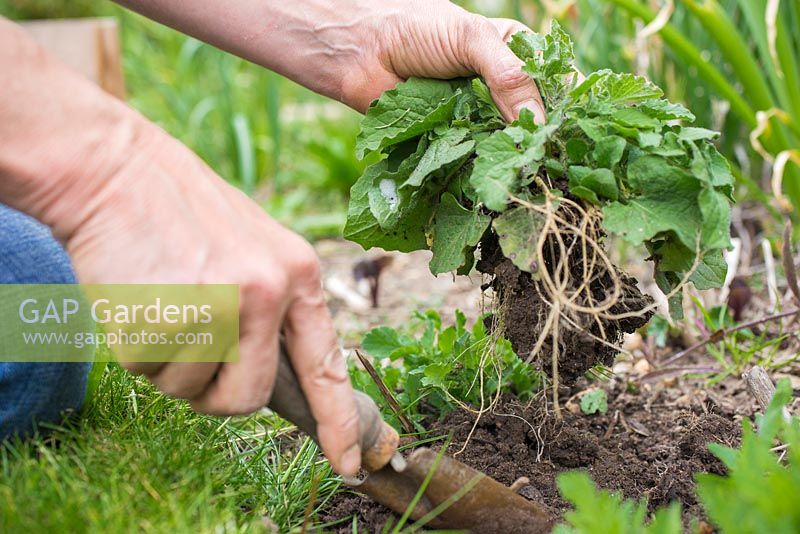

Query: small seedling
[
  {"left": 580, "top": 390, "right": 608, "bottom": 415},
  {"left": 350, "top": 310, "right": 540, "bottom": 430}
]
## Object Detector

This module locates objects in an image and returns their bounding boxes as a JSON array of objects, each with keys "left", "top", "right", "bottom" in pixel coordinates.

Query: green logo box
[{"left": 0, "top": 284, "right": 239, "bottom": 363}]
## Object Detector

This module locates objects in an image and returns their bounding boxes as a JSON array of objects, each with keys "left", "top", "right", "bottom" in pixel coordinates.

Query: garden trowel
[{"left": 267, "top": 345, "right": 553, "bottom": 533}]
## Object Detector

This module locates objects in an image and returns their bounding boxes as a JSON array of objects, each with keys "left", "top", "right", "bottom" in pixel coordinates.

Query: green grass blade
[
  {"left": 232, "top": 113, "right": 256, "bottom": 195},
  {"left": 681, "top": 0, "right": 775, "bottom": 113},
  {"left": 405, "top": 473, "right": 482, "bottom": 531},
  {"left": 774, "top": 13, "right": 800, "bottom": 126},
  {"left": 606, "top": 0, "right": 756, "bottom": 126},
  {"left": 734, "top": 0, "right": 793, "bottom": 113},
  {"left": 265, "top": 73, "right": 282, "bottom": 191}
]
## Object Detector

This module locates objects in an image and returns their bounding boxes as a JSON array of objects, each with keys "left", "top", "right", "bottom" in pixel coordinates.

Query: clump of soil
[
  {"left": 477, "top": 227, "right": 653, "bottom": 385},
  {"left": 322, "top": 380, "right": 744, "bottom": 532}
]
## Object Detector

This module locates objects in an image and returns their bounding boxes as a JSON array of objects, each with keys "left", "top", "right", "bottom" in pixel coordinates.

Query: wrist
[
  {"left": 0, "top": 24, "right": 151, "bottom": 242},
  {"left": 31, "top": 109, "right": 149, "bottom": 244}
]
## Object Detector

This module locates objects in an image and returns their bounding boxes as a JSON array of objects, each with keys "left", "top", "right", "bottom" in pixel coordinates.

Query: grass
[{"left": 0, "top": 363, "right": 342, "bottom": 533}]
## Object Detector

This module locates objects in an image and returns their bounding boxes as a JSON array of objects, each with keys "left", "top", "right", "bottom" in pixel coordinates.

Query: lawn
[{"left": 0, "top": 361, "right": 342, "bottom": 533}]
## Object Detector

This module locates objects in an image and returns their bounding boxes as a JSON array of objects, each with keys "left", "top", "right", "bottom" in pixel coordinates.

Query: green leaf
[
  {"left": 603, "top": 156, "right": 703, "bottom": 249},
  {"left": 429, "top": 193, "right": 490, "bottom": 275},
  {"left": 508, "top": 31, "right": 546, "bottom": 62},
  {"left": 637, "top": 131, "right": 662, "bottom": 148},
  {"left": 470, "top": 78, "right": 503, "bottom": 122},
  {"left": 421, "top": 361, "right": 452, "bottom": 387},
  {"left": 343, "top": 159, "right": 431, "bottom": 252},
  {"left": 492, "top": 206, "right": 546, "bottom": 273},
  {"left": 566, "top": 138, "right": 591, "bottom": 162},
  {"left": 611, "top": 108, "right": 661, "bottom": 129},
  {"left": 344, "top": 22, "right": 734, "bottom": 306},
  {"left": 698, "top": 188, "right": 732, "bottom": 250},
  {"left": 513, "top": 21, "right": 576, "bottom": 106},
  {"left": 678, "top": 127, "right": 719, "bottom": 141},
  {"left": 362, "top": 326, "right": 403, "bottom": 360},
  {"left": 471, "top": 130, "right": 527, "bottom": 211},
  {"left": 569, "top": 166, "right": 619, "bottom": 202},
  {"left": 658, "top": 246, "right": 728, "bottom": 290},
  {"left": 696, "top": 379, "right": 800, "bottom": 534},
  {"left": 593, "top": 72, "right": 663, "bottom": 104},
  {"left": 356, "top": 78, "right": 458, "bottom": 158},
  {"left": 404, "top": 128, "right": 474, "bottom": 189},
  {"left": 577, "top": 118, "right": 607, "bottom": 142},
  {"left": 580, "top": 390, "right": 608, "bottom": 415},
  {"left": 568, "top": 69, "right": 611, "bottom": 100},
  {"left": 592, "top": 136, "right": 627, "bottom": 169},
  {"left": 639, "top": 99, "right": 695, "bottom": 121},
  {"left": 646, "top": 504, "right": 683, "bottom": 534}
]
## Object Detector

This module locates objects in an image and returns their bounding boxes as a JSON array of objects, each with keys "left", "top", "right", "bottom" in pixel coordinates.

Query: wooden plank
[{"left": 19, "top": 17, "right": 125, "bottom": 99}]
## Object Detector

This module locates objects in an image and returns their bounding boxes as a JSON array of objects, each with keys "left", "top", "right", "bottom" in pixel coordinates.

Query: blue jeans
[{"left": 0, "top": 204, "right": 91, "bottom": 439}]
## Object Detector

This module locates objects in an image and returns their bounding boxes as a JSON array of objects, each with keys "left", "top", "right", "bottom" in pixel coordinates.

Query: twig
[
  {"left": 354, "top": 349, "right": 415, "bottom": 434},
  {"left": 743, "top": 365, "right": 791, "bottom": 422},
  {"left": 603, "top": 410, "right": 620, "bottom": 440},
  {"left": 640, "top": 365, "right": 720, "bottom": 383},
  {"left": 783, "top": 221, "right": 800, "bottom": 308},
  {"left": 661, "top": 308, "right": 800, "bottom": 366}
]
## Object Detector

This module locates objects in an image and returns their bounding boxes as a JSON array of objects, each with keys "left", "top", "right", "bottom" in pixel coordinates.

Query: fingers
[
  {"left": 464, "top": 17, "right": 545, "bottom": 124},
  {"left": 343, "top": 67, "right": 404, "bottom": 114},
  {"left": 282, "top": 255, "right": 360, "bottom": 477},
  {"left": 147, "top": 361, "right": 220, "bottom": 400},
  {"left": 190, "top": 281, "right": 283, "bottom": 415}
]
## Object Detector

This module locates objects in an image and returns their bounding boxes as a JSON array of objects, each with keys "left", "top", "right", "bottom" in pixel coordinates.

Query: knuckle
[
  {"left": 243, "top": 273, "right": 289, "bottom": 306},
  {"left": 337, "top": 409, "right": 361, "bottom": 443},
  {"left": 318, "top": 405, "right": 360, "bottom": 453},
  {"left": 311, "top": 366, "right": 349, "bottom": 389},
  {"left": 461, "top": 14, "right": 494, "bottom": 41},
  {"left": 458, "top": 16, "right": 494, "bottom": 62},
  {"left": 493, "top": 61, "right": 531, "bottom": 93},
  {"left": 292, "top": 247, "right": 322, "bottom": 283}
]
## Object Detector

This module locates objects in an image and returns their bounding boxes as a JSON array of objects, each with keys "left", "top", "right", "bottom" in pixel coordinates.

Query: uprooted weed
[{"left": 478, "top": 179, "right": 695, "bottom": 415}]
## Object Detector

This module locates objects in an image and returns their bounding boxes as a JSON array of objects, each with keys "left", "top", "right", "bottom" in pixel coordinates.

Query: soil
[
  {"left": 476, "top": 230, "right": 653, "bottom": 384},
  {"left": 321, "top": 377, "right": 747, "bottom": 532}
]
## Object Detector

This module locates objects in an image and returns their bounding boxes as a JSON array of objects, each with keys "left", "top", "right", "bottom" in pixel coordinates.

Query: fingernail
[
  {"left": 340, "top": 443, "right": 361, "bottom": 476},
  {"left": 513, "top": 100, "right": 546, "bottom": 124}
]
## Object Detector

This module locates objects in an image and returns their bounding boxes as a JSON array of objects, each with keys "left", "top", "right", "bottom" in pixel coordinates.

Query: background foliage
[{"left": 2, "top": 0, "right": 796, "bottom": 233}]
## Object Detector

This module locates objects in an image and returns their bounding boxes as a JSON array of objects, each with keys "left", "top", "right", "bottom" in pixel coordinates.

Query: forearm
[
  {"left": 0, "top": 18, "right": 145, "bottom": 241},
  {"left": 115, "top": 0, "right": 377, "bottom": 104},
  {"left": 112, "top": 1, "right": 544, "bottom": 121}
]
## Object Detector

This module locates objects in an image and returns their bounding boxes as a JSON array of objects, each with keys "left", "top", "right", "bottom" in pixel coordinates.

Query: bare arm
[
  {"left": 0, "top": 18, "right": 362, "bottom": 476},
  {"left": 0, "top": 18, "right": 139, "bottom": 240},
  {"left": 116, "top": 0, "right": 545, "bottom": 121}
]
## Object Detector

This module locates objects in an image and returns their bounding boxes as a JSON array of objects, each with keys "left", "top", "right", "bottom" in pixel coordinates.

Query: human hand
[
  {"left": 332, "top": 2, "right": 545, "bottom": 123},
  {"left": 41, "top": 115, "right": 362, "bottom": 476}
]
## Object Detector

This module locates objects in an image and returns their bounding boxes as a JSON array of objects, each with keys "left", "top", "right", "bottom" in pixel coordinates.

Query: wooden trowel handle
[{"left": 267, "top": 343, "right": 399, "bottom": 472}]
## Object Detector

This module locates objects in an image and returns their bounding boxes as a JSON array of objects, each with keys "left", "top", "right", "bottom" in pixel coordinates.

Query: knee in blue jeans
[
  {"left": 0, "top": 204, "right": 92, "bottom": 439},
  {"left": 0, "top": 362, "right": 92, "bottom": 439}
]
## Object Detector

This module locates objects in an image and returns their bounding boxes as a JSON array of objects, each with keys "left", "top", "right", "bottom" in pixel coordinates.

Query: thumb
[{"left": 464, "top": 17, "right": 545, "bottom": 124}]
